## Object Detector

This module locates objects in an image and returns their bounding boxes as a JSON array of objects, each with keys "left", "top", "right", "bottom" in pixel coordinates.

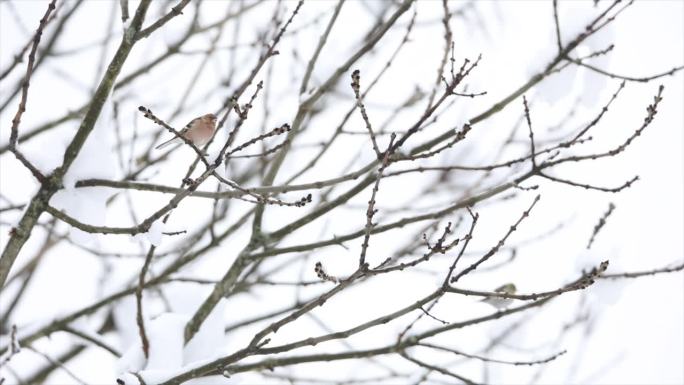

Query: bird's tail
[{"left": 155, "top": 137, "right": 182, "bottom": 150}]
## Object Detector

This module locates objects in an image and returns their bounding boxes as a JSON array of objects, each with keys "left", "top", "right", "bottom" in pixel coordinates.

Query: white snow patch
[
  {"left": 117, "top": 313, "right": 187, "bottom": 381},
  {"left": 575, "top": 252, "right": 629, "bottom": 307},
  {"left": 115, "top": 308, "right": 231, "bottom": 384},
  {"left": 164, "top": 282, "right": 208, "bottom": 315},
  {"left": 589, "top": 278, "right": 628, "bottom": 306},
  {"left": 185, "top": 375, "right": 232, "bottom": 384},
  {"left": 146, "top": 220, "right": 165, "bottom": 247},
  {"left": 49, "top": 187, "right": 112, "bottom": 245},
  {"left": 117, "top": 343, "right": 145, "bottom": 375},
  {"left": 138, "top": 369, "right": 177, "bottom": 384},
  {"left": 145, "top": 313, "right": 187, "bottom": 370},
  {"left": 47, "top": 98, "right": 119, "bottom": 243},
  {"left": 113, "top": 296, "right": 140, "bottom": 348},
  {"left": 116, "top": 372, "right": 138, "bottom": 385},
  {"left": 63, "top": 98, "right": 119, "bottom": 188},
  {"left": 529, "top": 6, "right": 614, "bottom": 107},
  {"left": 132, "top": 220, "right": 166, "bottom": 247},
  {"left": 184, "top": 299, "right": 227, "bottom": 364}
]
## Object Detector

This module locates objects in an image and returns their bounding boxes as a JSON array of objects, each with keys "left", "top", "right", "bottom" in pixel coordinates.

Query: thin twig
[
  {"left": 359, "top": 134, "right": 396, "bottom": 266},
  {"left": 8, "top": 0, "right": 58, "bottom": 183},
  {"left": 587, "top": 202, "right": 615, "bottom": 249},
  {"left": 135, "top": 246, "right": 156, "bottom": 359}
]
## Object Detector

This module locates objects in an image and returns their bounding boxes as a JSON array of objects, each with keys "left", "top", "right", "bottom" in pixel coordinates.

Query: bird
[
  {"left": 155, "top": 113, "right": 218, "bottom": 150},
  {"left": 480, "top": 283, "right": 517, "bottom": 309}
]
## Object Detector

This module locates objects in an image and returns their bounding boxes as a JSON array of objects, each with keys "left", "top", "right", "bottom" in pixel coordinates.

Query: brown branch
[
  {"left": 546, "top": 84, "right": 665, "bottom": 167},
  {"left": 2, "top": 2, "right": 681, "bottom": 383},
  {"left": 0, "top": 325, "right": 20, "bottom": 369},
  {"left": 7, "top": 0, "right": 58, "bottom": 183},
  {"left": 560, "top": 81, "right": 625, "bottom": 147},
  {"left": 351, "top": 69, "right": 383, "bottom": 158},
  {"left": 0, "top": 3, "right": 61, "bottom": 82},
  {"left": 359, "top": 133, "right": 396, "bottom": 266},
  {"left": 44, "top": 205, "right": 150, "bottom": 235},
  {"left": 400, "top": 122, "right": 471, "bottom": 161},
  {"left": 299, "top": 0, "right": 345, "bottom": 94},
  {"left": 587, "top": 202, "right": 616, "bottom": 249},
  {"left": 539, "top": 173, "right": 638, "bottom": 193},
  {"left": 314, "top": 261, "right": 338, "bottom": 283},
  {"left": 225, "top": 138, "right": 289, "bottom": 159},
  {"left": 400, "top": 352, "right": 477, "bottom": 385},
  {"left": 119, "top": 0, "right": 130, "bottom": 23},
  {"left": 61, "top": 326, "right": 121, "bottom": 357},
  {"left": 522, "top": 96, "right": 538, "bottom": 169},
  {"left": 246, "top": 267, "right": 367, "bottom": 350},
  {"left": 451, "top": 195, "right": 541, "bottom": 283},
  {"left": 599, "top": 261, "right": 684, "bottom": 279},
  {"left": 552, "top": 0, "right": 562, "bottom": 52},
  {"left": 136, "top": 0, "right": 193, "bottom": 40},
  {"left": 570, "top": 60, "right": 684, "bottom": 83},
  {"left": 0, "top": 0, "right": 154, "bottom": 290},
  {"left": 226, "top": 123, "right": 291, "bottom": 157},
  {"left": 159, "top": 258, "right": 612, "bottom": 384},
  {"left": 24, "top": 346, "right": 88, "bottom": 385},
  {"left": 443, "top": 208, "right": 478, "bottom": 285},
  {"left": 419, "top": 342, "right": 567, "bottom": 366},
  {"left": 0, "top": 0, "right": 85, "bottom": 114},
  {"left": 373, "top": 221, "right": 459, "bottom": 274},
  {"left": 135, "top": 246, "right": 156, "bottom": 359},
  {"left": 449, "top": 260, "right": 610, "bottom": 302},
  {"left": 410, "top": 0, "right": 630, "bottom": 156},
  {"left": 390, "top": 54, "right": 482, "bottom": 154}
]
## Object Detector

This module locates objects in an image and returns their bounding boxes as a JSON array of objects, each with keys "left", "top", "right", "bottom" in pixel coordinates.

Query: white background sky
[{"left": 1, "top": 1, "right": 683, "bottom": 384}]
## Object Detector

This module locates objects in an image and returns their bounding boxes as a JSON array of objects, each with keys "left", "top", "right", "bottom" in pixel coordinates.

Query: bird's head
[
  {"left": 495, "top": 283, "right": 517, "bottom": 294},
  {"left": 203, "top": 113, "right": 218, "bottom": 126}
]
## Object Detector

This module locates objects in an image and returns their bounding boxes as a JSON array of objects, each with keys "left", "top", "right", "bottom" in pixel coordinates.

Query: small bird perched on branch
[
  {"left": 155, "top": 113, "right": 217, "bottom": 149},
  {"left": 481, "top": 283, "right": 517, "bottom": 309}
]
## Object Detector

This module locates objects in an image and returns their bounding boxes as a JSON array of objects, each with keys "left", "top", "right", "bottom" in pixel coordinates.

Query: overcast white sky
[{"left": 1, "top": 1, "right": 683, "bottom": 384}]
